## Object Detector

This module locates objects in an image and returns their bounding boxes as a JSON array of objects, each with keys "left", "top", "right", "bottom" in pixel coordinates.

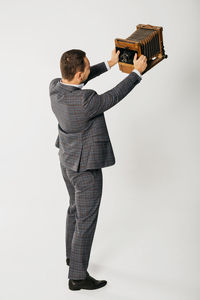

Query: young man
[{"left": 49, "top": 48, "right": 147, "bottom": 291}]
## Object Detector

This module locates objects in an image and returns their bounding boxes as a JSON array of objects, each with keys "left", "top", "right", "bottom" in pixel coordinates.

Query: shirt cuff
[
  {"left": 105, "top": 60, "right": 111, "bottom": 70},
  {"left": 132, "top": 68, "right": 142, "bottom": 79}
]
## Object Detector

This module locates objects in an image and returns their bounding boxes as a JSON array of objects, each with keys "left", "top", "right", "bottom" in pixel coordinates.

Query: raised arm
[
  {"left": 83, "top": 62, "right": 109, "bottom": 86},
  {"left": 82, "top": 52, "right": 147, "bottom": 119},
  {"left": 82, "top": 71, "right": 142, "bottom": 119},
  {"left": 83, "top": 48, "right": 121, "bottom": 85}
]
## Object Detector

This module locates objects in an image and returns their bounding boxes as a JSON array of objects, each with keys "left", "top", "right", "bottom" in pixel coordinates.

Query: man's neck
[
  {"left": 60, "top": 79, "right": 84, "bottom": 88},
  {"left": 61, "top": 78, "right": 81, "bottom": 85}
]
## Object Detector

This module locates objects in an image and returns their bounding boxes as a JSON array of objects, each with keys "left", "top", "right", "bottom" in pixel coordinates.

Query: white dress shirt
[
  {"left": 60, "top": 60, "right": 142, "bottom": 89},
  {"left": 104, "top": 60, "right": 142, "bottom": 78}
]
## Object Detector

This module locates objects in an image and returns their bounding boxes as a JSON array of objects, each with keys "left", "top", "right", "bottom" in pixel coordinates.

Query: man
[{"left": 49, "top": 48, "right": 147, "bottom": 291}]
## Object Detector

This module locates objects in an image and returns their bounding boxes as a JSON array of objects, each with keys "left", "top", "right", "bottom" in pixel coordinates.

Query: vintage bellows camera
[{"left": 115, "top": 24, "right": 168, "bottom": 75}]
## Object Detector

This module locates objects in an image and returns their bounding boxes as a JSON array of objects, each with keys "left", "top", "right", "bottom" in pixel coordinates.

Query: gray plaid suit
[{"left": 49, "top": 61, "right": 142, "bottom": 279}]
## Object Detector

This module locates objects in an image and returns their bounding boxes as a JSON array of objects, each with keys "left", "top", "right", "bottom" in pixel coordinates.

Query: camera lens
[{"left": 121, "top": 52, "right": 129, "bottom": 63}]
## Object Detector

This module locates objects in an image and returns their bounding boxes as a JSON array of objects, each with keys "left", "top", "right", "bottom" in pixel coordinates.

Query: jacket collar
[{"left": 57, "top": 79, "right": 84, "bottom": 91}]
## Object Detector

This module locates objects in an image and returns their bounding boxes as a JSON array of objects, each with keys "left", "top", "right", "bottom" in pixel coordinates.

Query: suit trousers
[{"left": 60, "top": 162, "right": 103, "bottom": 280}]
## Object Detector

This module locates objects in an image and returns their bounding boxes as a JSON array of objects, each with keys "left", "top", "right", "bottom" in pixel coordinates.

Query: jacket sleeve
[
  {"left": 82, "top": 71, "right": 142, "bottom": 119},
  {"left": 83, "top": 62, "right": 108, "bottom": 86}
]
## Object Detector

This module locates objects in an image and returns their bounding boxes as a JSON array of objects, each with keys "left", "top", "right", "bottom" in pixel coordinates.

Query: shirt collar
[{"left": 59, "top": 80, "right": 84, "bottom": 89}]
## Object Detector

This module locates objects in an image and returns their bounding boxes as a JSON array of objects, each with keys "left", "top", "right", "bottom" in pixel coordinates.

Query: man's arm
[
  {"left": 83, "top": 61, "right": 110, "bottom": 86},
  {"left": 82, "top": 50, "right": 147, "bottom": 119},
  {"left": 82, "top": 71, "right": 142, "bottom": 119}
]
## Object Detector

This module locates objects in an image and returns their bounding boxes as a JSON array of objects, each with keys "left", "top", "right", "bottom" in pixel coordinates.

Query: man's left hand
[{"left": 108, "top": 48, "right": 120, "bottom": 68}]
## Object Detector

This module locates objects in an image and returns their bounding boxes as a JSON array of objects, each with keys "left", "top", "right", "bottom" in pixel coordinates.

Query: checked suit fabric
[
  {"left": 49, "top": 61, "right": 142, "bottom": 279},
  {"left": 60, "top": 162, "right": 102, "bottom": 279}
]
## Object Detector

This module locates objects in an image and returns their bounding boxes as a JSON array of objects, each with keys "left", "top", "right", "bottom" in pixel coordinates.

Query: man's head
[{"left": 60, "top": 49, "right": 90, "bottom": 84}]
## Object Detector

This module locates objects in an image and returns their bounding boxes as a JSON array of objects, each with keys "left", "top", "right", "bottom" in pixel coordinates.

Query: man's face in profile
[{"left": 80, "top": 56, "right": 90, "bottom": 83}]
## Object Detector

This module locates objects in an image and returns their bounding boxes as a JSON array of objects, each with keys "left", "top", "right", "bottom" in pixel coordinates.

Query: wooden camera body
[{"left": 115, "top": 24, "right": 168, "bottom": 75}]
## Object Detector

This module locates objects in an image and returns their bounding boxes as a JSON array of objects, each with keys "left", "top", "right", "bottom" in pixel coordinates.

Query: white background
[{"left": 0, "top": 0, "right": 199, "bottom": 299}]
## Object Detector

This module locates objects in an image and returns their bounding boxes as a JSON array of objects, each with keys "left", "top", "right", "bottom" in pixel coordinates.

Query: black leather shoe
[{"left": 68, "top": 272, "right": 107, "bottom": 290}]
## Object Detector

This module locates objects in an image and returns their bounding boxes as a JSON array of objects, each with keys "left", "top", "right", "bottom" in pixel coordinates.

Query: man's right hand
[{"left": 133, "top": 53, "right": 147, "bottom": 74}]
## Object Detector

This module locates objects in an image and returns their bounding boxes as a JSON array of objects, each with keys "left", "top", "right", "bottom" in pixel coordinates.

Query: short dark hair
[{"left": 60, "top": 49, "right": 86, "bottom": 81}]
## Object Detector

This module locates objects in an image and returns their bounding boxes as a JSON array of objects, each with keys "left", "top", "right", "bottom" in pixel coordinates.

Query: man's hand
[
  {"left": 108, "top": 48, "right": 120, "bottom": 68},
  {"left": 133, "top": 53, "right": 147, "bottom": 74}
]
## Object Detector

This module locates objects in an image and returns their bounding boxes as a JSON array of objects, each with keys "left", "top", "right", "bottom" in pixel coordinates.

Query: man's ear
[{"left": 76, "top": 71, "right": 82, "bottom": 80}]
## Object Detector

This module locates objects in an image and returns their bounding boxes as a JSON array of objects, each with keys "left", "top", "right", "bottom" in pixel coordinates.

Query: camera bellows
[{"left": 115, "top": 24, "right": 168, "bottom": 75}]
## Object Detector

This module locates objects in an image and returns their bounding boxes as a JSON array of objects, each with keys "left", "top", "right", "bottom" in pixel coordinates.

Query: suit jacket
[{"left": 49, "top": 61, "right": 142, "bottom": 172}]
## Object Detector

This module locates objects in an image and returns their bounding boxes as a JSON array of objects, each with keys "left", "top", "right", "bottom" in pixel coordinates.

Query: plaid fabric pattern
[
  {"left": 49, "top": 61, "right": 142, "bottom": 279},
  {"left": 60, "top": 162, "right": 103, "bottom": 280},
  {"left": 49, "top": 61, "right": 141, "bottom": 172}
]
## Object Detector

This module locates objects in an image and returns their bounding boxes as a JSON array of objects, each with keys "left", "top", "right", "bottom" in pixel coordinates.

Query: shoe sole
[{"left": 68, "top": 281, "right": 107, "bottom": 291}]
